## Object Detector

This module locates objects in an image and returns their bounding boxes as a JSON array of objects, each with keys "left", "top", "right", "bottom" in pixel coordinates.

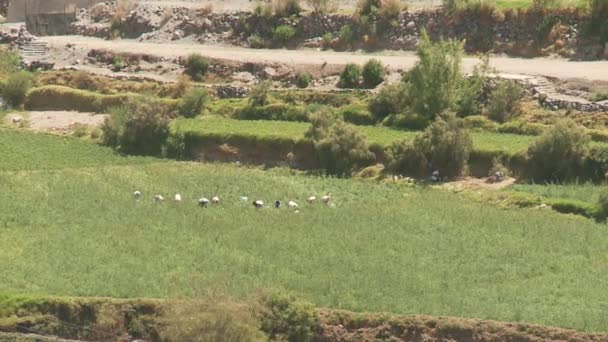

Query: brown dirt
[
  {"left": 554, "top": 77, "right": 608, "bottom": 101},
  {"left": 5, "top": 111, "right": 107, "bottom": 132},
  {"left": 441, "top": 176, "right": 518, "bottom": 192}
]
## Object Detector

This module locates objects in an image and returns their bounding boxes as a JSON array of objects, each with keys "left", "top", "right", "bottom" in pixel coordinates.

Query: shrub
[
  {"left": 413, "top": 115, "right": 472, "bottom": 179},
  {"left": 249, "top": 81, "right": 272, "bottom": 107},
  {"left": 238, "top": 103, "right": 308, "bottom": 121},
  {"left": 339, "top": 63, "right": 361, "bottom": 88},
  {"left": 590, "top": 91, "right": 608, "bottom": 102},
  {"left": 339, "top": 25, "right": 354, "bottom": 47},
  {"left": 184, "top": 53, "right": 209, "bottom": 81},
  {"left": 1, "top": 71, "right": 33, "bottom": 107},
  {"left": 102, "top": 96, "right": 171, "bottom": 156},
  {"left": 273, "top": 25, "right": 296, "bottom": 45},
  {"left": 526, "top": 119, "right": 590, "bottom": 182},
  {"left": 387, "top": 112, "right": 430, "bottom": 130},
  {"left": 463, "top": 115, "right": 498, "bottom": 132},
  {"left": 357, "top": 0, "right": 381, "bottom": 16},
  {"left": 254, "top": 2, "right": 273, "bottom": 18},
  {"left": 386, "top": 139, "right": 427, "bottom": 177},
  {"left": 296, "top": 72, "right": 312, "bottom": 88},
  {"left": 379, "top": 0, "right": 404, "bottom": 19},
  {"left": 369, "top": 82, "right": 410, "bottom": 121},
  {"left": 497, "top": 120, "right": 546, "bottom": 135},
  {"left": 274, "top": 0, "right": 302, "bottom": 16},
  {"left": 587, "top": 0, "right": 608, "bottom": 44},
  {"left": 409, "top": 30, "right": 464, "bottom": 121},
  {"left": 321, "top": 32, "right": 333, "bottom": 49},
  {"left": 248, "top": 34, "right": 265, "bottom": 48},
  {"left": 488, "top": 156, "right": 510, "bottom": 177},
  {"left": 112, "top": 56, "right": 125, "bottom": 71},
  {"left": 341, "top": 105, "right": 375, "bottom": 125},
  {"left": 597, "top": 190, "right": 608, "bottom": 221},
  {"left": 307, "top": 111, "right": 375, "bottom": 176},
  {"left": 486, "top": 80, "right": 525, "bottom": 123},
  {"left": 260, "top": 292, "right": 318, "bottom": 342},
  {"left": 361, "top": 59, "right": 385, "bottom": 88},
  {"left": 456, "top": 56, "right": 490, "bottom": 117},
  {"left": 161, "top": 293, "right": 265, "bottom": 342},
  {"left": 179, "top": 88, "right": 209, "bottom": 118}
]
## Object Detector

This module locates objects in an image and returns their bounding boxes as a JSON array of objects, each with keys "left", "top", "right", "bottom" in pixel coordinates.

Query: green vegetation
[
  {"left": 361, "top": 59, "right": 385, "bottom": 88},
  {"left": 1, "top": 71, "right": 33, "bottom": 108},
  {"left": 184, "top": 54, "right": 209, "bottom": 81},
  {"left": 179, "top": 88, "right": 209, "bottom": 118},
  {"left": 272, "top": 25, "right": 296, "bottom": 46},
  {"left": 486, "top": 80, "right": 525, "bottom": 123},
  {"left": 295, "top": 72, "right": 312, "bottom": 89},
  {"left": 273, "top": 0, "right": 302, "bottom": 16},
  {"left": 339, "top": 63, "right": 362, "bottom": 88},
  {"left": 508, "top": 182, "right": 608, "bottom": 203},
  {"left": 0, "top": 130, "right": 607, "bottom": 332}
]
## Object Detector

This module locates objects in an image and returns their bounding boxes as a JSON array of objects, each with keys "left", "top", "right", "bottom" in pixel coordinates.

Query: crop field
[
  {"left": 0, "top": 130, "right": 607, "bottom": 332},
  {"left": 508, "top": 182, "right": 608, "bottom": 203},
  {"left": 494, "top": 0, "right": 586, "bottom": 9},
  {"left": 172, "top": 117, "right": 540, "bottom": 153}
]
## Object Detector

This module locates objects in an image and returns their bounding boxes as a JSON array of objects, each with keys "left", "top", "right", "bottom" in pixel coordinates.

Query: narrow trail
[{"left": 45, "top": 35, "right": 608, "bottom": 81}]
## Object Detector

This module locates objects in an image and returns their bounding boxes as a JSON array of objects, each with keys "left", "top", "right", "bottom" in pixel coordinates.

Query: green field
[
  {"left": 1, "top": 130, "right": 607, "bottom": 332},
  {"left": 508, "top": 182, "right": 608, "bottom": 203},
  {"left": 173, "top": 117, "right": 539, "bottom": 153},
  {"left": 494, "top": 0, "right": 586, "bottom": 9}
]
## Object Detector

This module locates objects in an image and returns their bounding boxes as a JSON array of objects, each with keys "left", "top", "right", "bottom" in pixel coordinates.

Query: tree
[
  {"left": 408, "top": 30, "right": 464, "bottom": 121},
  {"left": 413, "top": 115, "right": 472, "bottom": 179},
  {"left": 527, "top": 119, "right": 590, "bottom": 182},
  {"left": 184, "top": 53, "right": 209, "bottom": 81},
  {"left": 362, "top": 59, "right": 385, "bottom": 88},
  {"left": 486, "top": 80, "right": 524, "bottom": 123},
  {"left": 339, "top": 63, "right": 361, "bottom": 88}
]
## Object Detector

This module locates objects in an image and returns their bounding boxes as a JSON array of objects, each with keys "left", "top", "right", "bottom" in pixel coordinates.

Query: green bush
[
  {"left": 486, "top": 80, "right": 525, "bottom": 123},
  {"left": 526, "top": 119, "right": 590, "bottom": 182},
  {"left": 590, "top": 91, "right": 608, "bottom": 102},
  {"left": 369, "top": 82, "right": 410, "bottom": 121},
  {"left": 339, "top": 25, "right": 354, "bottom": 46},
  {"left": 102, "top": 96, "right": 171, "bottom": 156},
  {"left": 307, "top": 110, "right": 375, "bottom": 176},
  {"left": 597, "top": 190, "right": 608, "bottom": 221},
  {"left": 340, "top": 105, "right": 375, "bottom": 125},
  {"left": 321, "top": 32, "right": 334, "bottom": 49},
  {"left": 357, "top": 0, "right": 381, "bottom": 16},
  {"left": 238, "top": 103, "right": 308, "bottom": 122},
  {"left": 385, "top": 139, "right": 427, "bottom": 177},
  {"left": 497, "top": 120, "right": 546, "bottom": 136},
  {"left": 249, "top": 81, "right": 272, "bottom": 107},
  {"left": 260, "top": 292, "right": 318, "bottom": 342},
  {"left": 339, "top": 63, "right": 361, "bottom": 88},
  {"left": 361, "top": 59, "right": 385, "bottom": 88},
  {"left": 488, "top": 156, "right": 510, "bottom": 177},
  {"left": 184, "top": 53, "right": 209, "bottom": 81},
  {"left": 456, "top": 57, "right": 489, "bottom": 117},
  {"left": 1, "top": 71, "right": 33, "bottom": 108},
  {"left": 179, "top": 88, "right": 209, "bottom": 118},
  {"left": 248, "top": 34, "right": 265, "bottom": 48},
  {"left": 409, "top": 30, "right": 464, "bottom": 121},
  {"left": 463, "top": 115, "right": 498, "bottom": 132},
  {"left": 414, "top": 115, "right": 472, "bottom": 179},
  {"left": 587, "top": 0, "right": 608, "bottom": 44},
  {"left": 384, "top": 112, "right": 430, "bottom": 130},
  {"left": 296, "top": 72, "right": 312, "bottom": 88},
  {"left": 550, "top": 199, "right": 598, "bottom": 219},
  {"left": 273, "top": 25, "right": 296, "bottom": 46}
]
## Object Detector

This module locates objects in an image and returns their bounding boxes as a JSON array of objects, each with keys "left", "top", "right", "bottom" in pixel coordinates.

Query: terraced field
[{"left": 1, "top": 130, "right": 607, "bottom": 332}]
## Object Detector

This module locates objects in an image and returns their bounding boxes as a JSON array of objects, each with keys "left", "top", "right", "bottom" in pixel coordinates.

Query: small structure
[{"left": 8, "top": 0, "right": 103, "bottom": 35}]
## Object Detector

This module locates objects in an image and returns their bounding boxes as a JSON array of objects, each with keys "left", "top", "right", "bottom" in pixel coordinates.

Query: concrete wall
[
  {"left": 26, "top": 12, "right": 77, "bottom": 35},
  {"left": 8, "top": 0, "right": 103, "bottom": 22}
]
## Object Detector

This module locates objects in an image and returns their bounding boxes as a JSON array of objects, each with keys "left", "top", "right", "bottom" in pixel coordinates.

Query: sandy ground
[
  {"left": 5, "top": 111, "right": 107, "bottom": 131},
  {"left": 45, "top": 36, "right": 608, "bottom": 81}
]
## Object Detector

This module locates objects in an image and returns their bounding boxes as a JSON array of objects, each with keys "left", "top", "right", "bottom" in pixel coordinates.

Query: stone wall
[
  {"left": 26, "top": 12, "right": 77, "bottom": 35},
  {"left": 8, "top": 0, "right": 102, "bottom": 22}
]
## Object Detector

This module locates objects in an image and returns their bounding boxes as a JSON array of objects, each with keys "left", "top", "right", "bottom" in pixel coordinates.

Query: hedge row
[{"left": 24, "top": 85, "right": 179, "bottom": 113}]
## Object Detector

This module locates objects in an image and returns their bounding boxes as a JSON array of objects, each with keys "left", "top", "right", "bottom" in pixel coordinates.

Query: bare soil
[{"left": 5, "top": 111, "right": 107, "bottom": 132}]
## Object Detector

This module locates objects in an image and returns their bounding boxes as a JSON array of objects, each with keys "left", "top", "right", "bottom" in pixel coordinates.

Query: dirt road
[{"left": 46, "top": 36, "right": 608, "bottom": 81}]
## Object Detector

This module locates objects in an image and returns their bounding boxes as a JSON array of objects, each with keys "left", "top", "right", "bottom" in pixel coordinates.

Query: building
[{"left": 7, "top": 0, "right": 103, "bottom": 22}]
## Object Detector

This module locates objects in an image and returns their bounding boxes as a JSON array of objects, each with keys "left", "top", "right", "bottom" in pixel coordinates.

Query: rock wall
[{"left": 8, "top": 0, "right": 103, "bottom": 22}]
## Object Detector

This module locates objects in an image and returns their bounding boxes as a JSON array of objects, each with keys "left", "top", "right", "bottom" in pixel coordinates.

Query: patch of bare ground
[
  {"left": 554, "top": 77, "right": 608, "bottom": 101},
  {"left": 5, "top": 111, "right": 107, "bottom": 132},
  {"left": 439, "top": 176, "right": 517, "bottom": 192},
  {"left": 318, "top": 309, "right": 608, "bottom": 342}
]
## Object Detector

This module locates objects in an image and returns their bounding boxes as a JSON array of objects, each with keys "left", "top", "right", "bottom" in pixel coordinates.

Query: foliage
[
  {"left": 260, "top": 292, "right": 318, "bottom": 341},
  {"left": 385, "top": 139, "right": 427, "bottom": 176},
  {"left": 339, "top": 25, "right": 354, "bottom": 46},
  {"left": 356, "top": 0, "right": 382, "bottom": 16},
  {"left": 585, "top": 0, "right": 608, "bottom": 43},
  {"left": 408, "top": 30, "right": 464, "bottom": 121},
  {"left": 296, "top": 72, "right": 312, "bottom": 89},
  {"left": 361, "top": 59, "right": 385, "bottom": 88},
  {"left": 184, "top": 53, "right": 209, "bottom": 81},
  {"left": 456, "top": 56, "right": 490, "bottom": 117},
  {"left": 237, "top": 103, "right": 309, "bottom": 122},
  {"left": 486, "top": 80, "right": 525, "bottom": 123},
  {"left": 489, "top": 156, "right": 510, "bottom": 177},
  {"left": 526, "top": 119, "right": 590, "bottom": 181},
  {"left": 161, "top": 293, "right": 265, "bottom": 342},
  {"left": 273, "top": 25, "right": 296, "bottom": 45},
  {"left": 340, "top": 105, "right": 375, "bottom": 125},
  {"left": 339, "top": 63, "right": 362, "bottom": 88},
  {"left": 248, "top": 34, "right": 266, "bottom": 48},
  {"left": 1, "top": 71, "right": 32, "bottom": 107},
  {"left": 249, "top": 81, "right": 272, "bottom": 107},
  {"left": 102, "top": 96, "right": 171, "bottom": 155},
  {"left": 307, "top": 111, "right": 375, "bottom": 176},
  {"left": 379, "top": 0, "right": 404, "bottom": 19},
  {"left": 179, "top": 88, "right": 209, "bottom": 118},
  {"left": 590, "top": 91, "right": 608, "bottom": 102},
  {"left": 368, "top": 82, "right": 410, "bottom": 121},
  {"left": 597, "top": 190, "right": 608, "bottom": 221},
  {"left": 112, "top": 56, "right": 125, "bottom": 72},
  {"left": 463, "top": 115, "right": 498, "bottom": 132},
  {"left": 0, "top": 48, "right": 21, "bottom": 78},
  {"left": 2, "top": 132, "right": 608, "bottom": 332},
  {"left": 413, "top": 115, "right": 473, "bottom": 179},
  {"left": 273, "top": 0, "right": 302, "bottom": 16},
  {"left": 254, "top": 2, "right": 274, "bottom": 18},
  {"left": 321, "top": 32, "right": 334, "bottom": 49}
]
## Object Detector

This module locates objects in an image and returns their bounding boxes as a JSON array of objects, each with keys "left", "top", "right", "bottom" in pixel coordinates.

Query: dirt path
[{"left": 45, "top": 36, "right": 608, "bottom": 81}]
